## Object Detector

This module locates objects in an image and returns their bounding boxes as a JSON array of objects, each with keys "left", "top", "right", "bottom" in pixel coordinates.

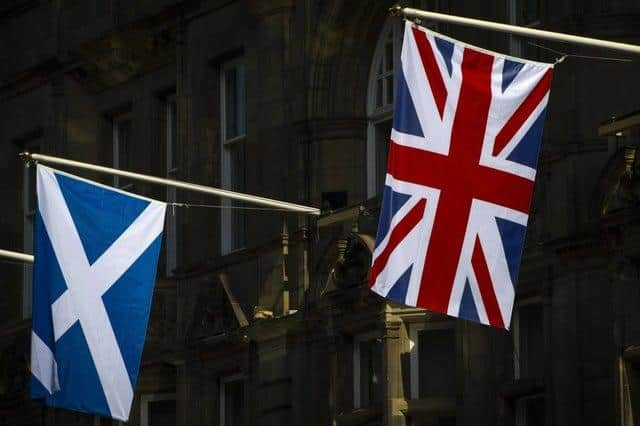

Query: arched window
[
  {"left": 366, "top": 17, "right": 403, "bottom": 198},
  {"left": 366, "top": 1, "right": 440, "bottom": 198}
]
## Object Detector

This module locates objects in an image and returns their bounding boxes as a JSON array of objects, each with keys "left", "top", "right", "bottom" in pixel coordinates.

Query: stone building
[{"left": 1, "top": 1, "right": 640, "bottom": 425}]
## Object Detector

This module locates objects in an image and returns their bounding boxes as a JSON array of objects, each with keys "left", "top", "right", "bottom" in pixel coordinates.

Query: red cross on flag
[{"left": 369, "top": 22, "right": 554, "bottom": 329}]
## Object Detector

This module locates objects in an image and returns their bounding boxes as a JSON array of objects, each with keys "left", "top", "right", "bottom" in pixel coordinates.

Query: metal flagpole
[
  {"left": 19, "top": 152, "right": 321, "bottom": 216},
  {"left": 393, "top": 5, "right": 640, "bottom": 56},
  {"left": 0, "top": 249, "right": 34, "bottom": 263}
]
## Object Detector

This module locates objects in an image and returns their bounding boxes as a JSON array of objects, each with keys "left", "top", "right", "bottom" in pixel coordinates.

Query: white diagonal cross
[{"left": 35, "top": 166, "right": 165, "bottom": 421}]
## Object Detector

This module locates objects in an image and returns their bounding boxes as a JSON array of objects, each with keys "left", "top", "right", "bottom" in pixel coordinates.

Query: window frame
[
  {"left": 621, "top": 356, "right": 640, "bottom": 426},
  {"left": 112, "top": 112, "right": 133, "bottom": 189},
  {"left": 366, "top": 18, "right": 403, "bottom": 198},
  {"left": 140, "top": 392, "right": 176, "bottom": 426},
  {"left": 22, "top": 140, "right": 40, "bottom": 319},
  {"left": 365, "top": 1, "right": 440, "bottom": 198},
  {"left": 220, "top": 373, "right": 245, "bottom": 426},
  {"left": 512, "top": 297, "right": 544, "bottom": 381},
  {"left": 514, "top": 393, "right": 545, "bottom": 426},
  {"left": 353, "top": 331, "right": 383, "bottom": 409},
  {"left": 408, "top": 320, "right": 456, "bottom": 400},
  {"left": 507, "top": 0, "right": 541, "bottom": 56},
  {"left": 220, "top": 58, "right": 247, "bottom": 254},
  {"left": 93, "top": 414, "right": 115, "bottom": 426},
  {"left": 165, "top": 95, "right": 178, "bottom": 276}
]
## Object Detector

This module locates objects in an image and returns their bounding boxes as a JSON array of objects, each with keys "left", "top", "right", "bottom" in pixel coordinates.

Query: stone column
[{"left": 382, "top": 311, "right": 404, "bottom": 426}]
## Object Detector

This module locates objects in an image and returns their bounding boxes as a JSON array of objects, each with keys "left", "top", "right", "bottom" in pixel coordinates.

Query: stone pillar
[
  {"left": 176, "top": 361, "right": 188, "bottom": 426},
  {"left": 382, "top": 311, "right": 404, "bottom": 426},
  {"left": 256, "top": 335, "right": 291, "bottom": 425}
]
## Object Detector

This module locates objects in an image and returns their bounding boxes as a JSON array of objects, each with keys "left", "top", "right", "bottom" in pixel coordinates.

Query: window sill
[
  {"left": 337, "top": 405, "right": 382, "bottom": 424},
  {"left": 220, "top": 245, "right": 247, "bottom": 258},
  {"left": 501, "top": 377, "right": 544, "bottom": 400},
  {"left": 623, "top": 345, "right": 640, "bottom": 362},
  {"left": 399, "top": 397, "right": 456, "bottom": 417}
]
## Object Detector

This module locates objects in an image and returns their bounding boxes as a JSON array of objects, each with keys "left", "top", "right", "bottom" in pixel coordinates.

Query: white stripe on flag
[{"left": 31, "top": 331, "right": 59, "bottom": 394}]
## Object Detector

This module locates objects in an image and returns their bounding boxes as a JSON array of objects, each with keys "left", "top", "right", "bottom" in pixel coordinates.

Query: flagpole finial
[
  {"left": 389, "top": 4, "right": 404, "bottom": 16},
  {"left": 18, "top": 151, "right": 32, "bottom": 163}
]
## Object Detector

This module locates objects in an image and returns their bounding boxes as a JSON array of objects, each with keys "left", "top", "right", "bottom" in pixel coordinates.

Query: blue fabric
[
  {"left": 375, "top": 185, "right": 411, "bottom": 249},
  {"left": 386, "top": 266, "right": 412, "bottom": 303},
  {"left": 103, "top": 235, "right": 162, "bottom": 388},
  {"left": 31, "top": 169, "right": 163, "bottom": 420},
  {"left": 458, "top": 280, "right": 480, "bottom": 323},
  {"left": 43, "top": 323, "right": 112, "bottom": 417},
  {"left": 502, "top": 59, "right": 524, "bottom": 93},
  {"left": 506, "top": 108, "right": 547, "bottom": 169},
  {"left": 496, "top": 217, "right": 527, "bottom": 287},
  {"left": 31, "top": 211, "right": 66, "bottom": 357},
  {"left": 434, "top": 36, "right": 454, "bottom": 76},
  {"left": 393, "top": 69, "right": 424, "bottom": 137},
  {"left": 55, "top": 173, "right": 149, "bottom": 265}
]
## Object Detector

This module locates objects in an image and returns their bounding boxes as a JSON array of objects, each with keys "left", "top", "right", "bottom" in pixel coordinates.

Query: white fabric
[{"left": 35, "top": 165, "right": 166, "bottom": 420}]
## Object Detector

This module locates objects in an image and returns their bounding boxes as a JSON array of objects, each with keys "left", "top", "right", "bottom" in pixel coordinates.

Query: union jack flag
[{"left": 369, "top": 22, "right": 553, "bottom": 329}]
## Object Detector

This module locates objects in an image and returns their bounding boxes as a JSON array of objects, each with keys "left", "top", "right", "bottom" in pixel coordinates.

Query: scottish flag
[{"left": 30, "top": 165, "right": 166, "bottom": 420}]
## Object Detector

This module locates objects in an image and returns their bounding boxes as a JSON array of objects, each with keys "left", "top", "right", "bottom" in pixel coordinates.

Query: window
[
  {"left": 113, "top": 113, "right": 132, "bottom": 189},
  {"left": 220, "top": 60, "right": 246, "bottom": 254},
  {"left": 513, "top": 301, "right": 544, "bottom": 380},
  {"left": 22, "top": 142, "right": 40, "bottom": 319},
  {"left": 220, "top": 374, "right": 245, "bottom": 426},
  {"left": 366, "top": 1, "right": 440, "bottom": 198},
  {"left": 165, "top": 96, "right": 178, "bottom": 276},
  {"left": 409, "top": 323, "right": 456, "bottom": 399},
  {"left": 408, "top": 416, "right": 456, "bottom": 426},
  {"left": 366, "top": 18, "right": 402, "bottom": 198},
  {"left": 93, "top": 415, "right": 112, "bottom": 426},
  {"left": 622, "top": 358, "right": 640, "bottom": 426},
  {"left": 507, "top": 0, "right": 541, "bottom": 56},
  {"left": 518, "top": 0, "right": 540, "bottom": 25},
  {"left": 140, "top": 393, "right": 176, "bottom": 426},
  {"left": 515, "top": 394, "right": 545, "bottom": 426},
  {"left": 353, "top": 333, "right": 383, "bottom": 408}
]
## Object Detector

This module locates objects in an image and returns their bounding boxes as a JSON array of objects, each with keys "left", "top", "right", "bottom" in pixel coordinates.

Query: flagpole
[
  {"left": 393, "top": 5, "right": 640, "bottom": 56},
  {"left": 0, "top": 249, "right": 34, "bottom": 263},
  {"left": 19, "top": 152, "right": 321, "bottom": 216}
]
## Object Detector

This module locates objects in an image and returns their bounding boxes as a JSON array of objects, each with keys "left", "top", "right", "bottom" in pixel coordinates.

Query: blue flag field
[{"left": 30, "top": 165, "right": 166, "bottom": 421}]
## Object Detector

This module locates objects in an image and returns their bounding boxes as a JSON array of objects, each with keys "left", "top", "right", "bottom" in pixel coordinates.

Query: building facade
[{"left": 1, "top": 0, "right": 640, "bottom": 425}]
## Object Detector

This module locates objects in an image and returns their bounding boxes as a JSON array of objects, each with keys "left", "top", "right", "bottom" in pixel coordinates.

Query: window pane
[
  {"left": 228, "top": 142, "right": 245, "bottom": 192},
  {"left": 385, "top": 41, "right": 393, "bottom": 72},
  {"left": 224, "top": 380, "right": 244, "bottom": 426},
  {"left": 148, "top": 399, "right": 176, "bottom": 426},
  {"left": 385, "top": 75, "right": 394, "bottom": 106},
  {"left": 516, "top": 396, "right": 544, "bottom": 426},
  {"left": 95, "top": 0, "right": 110, "bottom": 16},
  {"left": 519, "top": 304, "right": 544, "bottom": 379},
  {"left": 520, "top": 0, "right": 540, "bottom": 24},
  {"left": 224, "top": 64, "right": 246, "bottom": 140},
  {"left": 225, "top": 68, "right": 238, "bottom": 139},
  {"left": 440, "top": 417, "right": 457, "bottom": 426},
  {"left": 115, "top": 119, "right": 132, "bottom": 188},
  {"left": 26, "top": 160, "right": 37, "bottom": 213},
  {"left": 359, "top": 339, "right": 383, "bottom": 407},
  {"left": 168, "top": 99, "right": 177, "bottom": 171},
  {"left": 226, "top": 142, "right": 245, "bottom": 250},
  {"left": 375, "top": 120, "right": 393, "bottom": 194},
  {"left": 623, "top": 361, "right": 640, "bottom": 426},
  {"left": 418, "top": 328, "right": 456, "bottom": 398},
  {"left": 376, "top": 78, "right": 383, "bottom": 108},
  {"left": 231, "top": 202, "right": 245, "bottom": 250},
  {"left": 117, "top": 119, "right": 131, "bottom": 169},
  {"left": 235, "top": 64, "right": 246, "bottom": 137}
]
